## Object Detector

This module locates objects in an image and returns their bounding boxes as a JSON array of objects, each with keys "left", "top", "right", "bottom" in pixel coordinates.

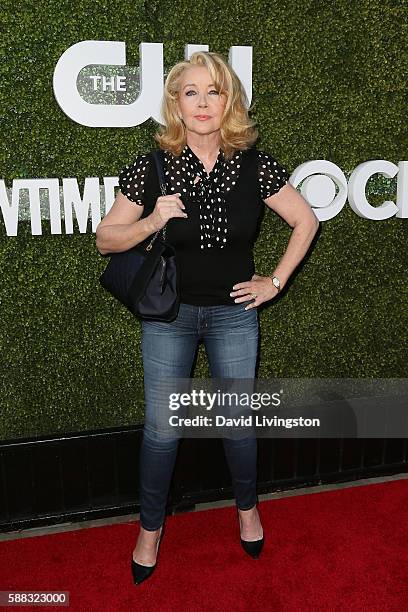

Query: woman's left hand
[{"left": 230, "top": 273, "right": 280, "bottom": 310}]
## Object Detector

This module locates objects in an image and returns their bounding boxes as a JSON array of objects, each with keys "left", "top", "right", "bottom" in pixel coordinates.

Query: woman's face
[{"left": 176, "top": 66, "right": 227, "bottom": 139}]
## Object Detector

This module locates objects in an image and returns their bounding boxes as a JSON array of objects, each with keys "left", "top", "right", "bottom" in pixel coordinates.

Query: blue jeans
[{"left": 139, "top": 301, "right": 259, "bottom": 530}]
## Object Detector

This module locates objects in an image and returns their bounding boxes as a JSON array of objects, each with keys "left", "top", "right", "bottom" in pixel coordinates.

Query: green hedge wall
[{"left": 0, "top": 0, "right": 406, "bottom": 440}]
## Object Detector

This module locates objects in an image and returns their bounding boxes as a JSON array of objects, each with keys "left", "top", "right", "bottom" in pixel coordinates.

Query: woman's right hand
[{"left": 148, "top": 193, "right": 188, "bottom": 232}]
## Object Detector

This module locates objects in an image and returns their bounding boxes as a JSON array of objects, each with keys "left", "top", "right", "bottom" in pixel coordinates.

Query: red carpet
[{"left": 1, "top": 479, "right": 407, "bottom": 611}]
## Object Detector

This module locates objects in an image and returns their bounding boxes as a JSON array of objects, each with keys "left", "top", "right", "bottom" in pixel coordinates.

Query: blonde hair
[{"left": 154, "top": 51, "right": 259, "bottom": 160}]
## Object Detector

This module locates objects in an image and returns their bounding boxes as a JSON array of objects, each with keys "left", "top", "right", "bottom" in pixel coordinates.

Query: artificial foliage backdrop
[{"left": 0, "top": 0, "right": 406, "bottom": 439}]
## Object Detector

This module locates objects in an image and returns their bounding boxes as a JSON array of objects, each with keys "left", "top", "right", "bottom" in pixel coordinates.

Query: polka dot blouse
[{"left": 118, "top": 145, "right": 290, "bottom": 251}]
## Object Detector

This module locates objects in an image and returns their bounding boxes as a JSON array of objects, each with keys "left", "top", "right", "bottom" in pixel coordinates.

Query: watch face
[{"left": 272, "top": 277, "right": 280, "bottom": 289}]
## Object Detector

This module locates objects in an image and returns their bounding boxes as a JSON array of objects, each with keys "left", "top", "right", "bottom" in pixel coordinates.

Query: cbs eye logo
[{"left": 292, "top": 159, "right": 403, "bottom": 221}]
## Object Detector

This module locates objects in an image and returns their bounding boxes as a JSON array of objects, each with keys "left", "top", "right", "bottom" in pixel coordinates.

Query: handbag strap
[
  {"left": 145, "top": 149, "right": 167, "bottom": 251},
  {"left": 151, "top": 149, "right": 167, "bottom": 196}
]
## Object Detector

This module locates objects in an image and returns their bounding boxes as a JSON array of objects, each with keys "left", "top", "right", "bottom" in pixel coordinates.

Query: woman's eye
[{"left": 185, "top": 90, "right": 219, "bottom": 96}]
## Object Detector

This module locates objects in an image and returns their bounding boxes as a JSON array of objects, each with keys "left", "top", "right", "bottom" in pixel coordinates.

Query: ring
[{"left": 252, "top": 293, "right": 257, "bottom": 299}]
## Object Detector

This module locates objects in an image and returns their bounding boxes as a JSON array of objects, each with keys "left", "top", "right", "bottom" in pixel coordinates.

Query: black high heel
[
  {"left": 237, "top": 507, "right": 264, "bottom": 559},
  {"left": 131, "top": 522, "right": 165, "bottom": 585}
]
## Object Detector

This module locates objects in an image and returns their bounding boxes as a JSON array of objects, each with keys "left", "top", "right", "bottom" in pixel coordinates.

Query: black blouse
[{"left": 118, "top": 145, "right": 290, "bottom": 306}]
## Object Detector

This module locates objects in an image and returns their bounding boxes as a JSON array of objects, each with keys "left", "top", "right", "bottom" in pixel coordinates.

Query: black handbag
[{"left": 99, "top": 149, "right": 180, "bottom": 321}]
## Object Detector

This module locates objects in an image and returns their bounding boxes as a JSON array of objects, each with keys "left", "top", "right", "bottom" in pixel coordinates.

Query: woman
[{"left": 96, "top": 51, "right": 319, "bottom": 585}]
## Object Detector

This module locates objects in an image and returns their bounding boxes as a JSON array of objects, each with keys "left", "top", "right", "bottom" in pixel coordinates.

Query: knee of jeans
[{"left": 143, "top": 424, "right": 180, "bottom": 449}]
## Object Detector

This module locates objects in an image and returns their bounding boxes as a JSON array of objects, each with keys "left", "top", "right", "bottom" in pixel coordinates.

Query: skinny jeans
[{"left": 139, "top": 301, "right": 259, "bottom": 530}]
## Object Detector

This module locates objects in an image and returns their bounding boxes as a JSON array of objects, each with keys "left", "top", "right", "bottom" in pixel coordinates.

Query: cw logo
[{"left": 53, "top": 41, "right": 252, "bottom": 127}]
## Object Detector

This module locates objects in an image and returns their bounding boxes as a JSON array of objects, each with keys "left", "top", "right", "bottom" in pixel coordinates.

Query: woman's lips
[{"left": 195, "top": 115, "right": 211, "bottom": 120}]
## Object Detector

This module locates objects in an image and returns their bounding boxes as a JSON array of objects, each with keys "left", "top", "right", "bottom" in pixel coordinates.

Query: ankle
[
  {"left": 238, "top": 506, "right": 262, "bottom": 529},
  {"left": 137, "top": 525, "right": 161, "bottom": 545},
  {"left": 238, "top": 505, "right": 257, "bottom": 518}
]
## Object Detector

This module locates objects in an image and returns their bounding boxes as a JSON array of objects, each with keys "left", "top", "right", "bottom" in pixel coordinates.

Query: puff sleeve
[
  {"left": 257, "top": 151, "right": 290, "bottom": 200},
  {"left": 118, "top": 153, "right": 150, "bottom": 205}
]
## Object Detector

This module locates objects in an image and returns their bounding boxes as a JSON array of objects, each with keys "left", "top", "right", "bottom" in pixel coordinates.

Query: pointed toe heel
[
  {"left": 131, "top": 558, "right": 157, "bottom": 585},
  {"left": 131, "top": 523, "right": 165, "bottom": 585},
  {"left": 240, "top": 534, "right": 264, "bottom": 559},
  {"left": 237, "top": 505, "right": 264, "bottom": 559}
]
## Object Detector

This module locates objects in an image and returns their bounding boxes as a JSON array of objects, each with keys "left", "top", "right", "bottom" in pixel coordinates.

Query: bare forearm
[
  {"left": 96, "top": 216, "right": 156, "bottom": 255},
  {"left": 271, "top": 219, "right": 319, "bottom": 289}
]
